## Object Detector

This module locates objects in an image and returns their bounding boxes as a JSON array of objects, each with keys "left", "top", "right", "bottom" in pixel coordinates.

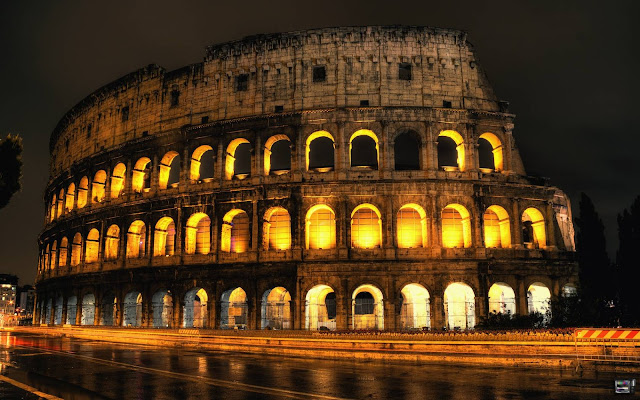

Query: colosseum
[{"left": 35, "top": 26, "right": 577, "bottom": 331}]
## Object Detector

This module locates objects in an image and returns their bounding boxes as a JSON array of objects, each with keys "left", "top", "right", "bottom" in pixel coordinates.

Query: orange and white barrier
[{"left": 576, "top": 329, "right": 640, "bottom": 340}]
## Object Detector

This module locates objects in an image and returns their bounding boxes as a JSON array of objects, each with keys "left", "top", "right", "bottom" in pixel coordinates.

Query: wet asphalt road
[{"left": 0, "top": 331, "right": 628, "bottom": 399}]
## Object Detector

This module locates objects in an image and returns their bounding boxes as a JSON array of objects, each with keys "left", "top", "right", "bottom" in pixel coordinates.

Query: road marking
[
  {"left": 0, "top": 374, "right": 63, "bottom": 400},
  {"left": 7, "top": 343, "right": 351, "bottom": 400}
]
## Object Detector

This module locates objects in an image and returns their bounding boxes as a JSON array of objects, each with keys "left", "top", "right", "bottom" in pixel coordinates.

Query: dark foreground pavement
[{"left": 0, "top": 331, "right": 630, "bottom": 399}]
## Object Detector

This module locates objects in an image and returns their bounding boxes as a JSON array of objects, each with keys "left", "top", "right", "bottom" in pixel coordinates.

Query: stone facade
[{"left": 35, "top": 26, "right": 577, "bottom": 331}]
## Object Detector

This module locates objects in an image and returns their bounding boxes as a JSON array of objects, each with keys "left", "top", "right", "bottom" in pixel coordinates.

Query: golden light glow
[
  {"left": 400, "top": 283, "right": 430, "bottom": 329},
  {"left": 85, "top": 228, "right": 100, "bottom": 263},
  {"left": 220, "top": 287, "right": 247, "bottom": 329},
  {"left": 58, "top": 237, "right": 68, "bottom": 267},
  {"left": 479, "top": 132, "right": 504, "bottom": 172},
  {"left": 65, "top": 183, "right": 75, "bottom": 212},
  {"left": 349, "top": 129, "right": 379, "bottom": 168},
  {"left": 184, "top": 287, "right": 208, "bottom": 328},
  {"left": 264, "top": 207, "right": 291, "bottom": 250},
  {"left": 126, "top": 220, "right": 146, "bottom": 258},
  {"left": 92, "top": 170, "right": 107, "bottom": 203},
  {"left": 185, "top": 213, "right": 211, "bottom": 255},
  {"left": 262, "top": 287, "right": 291, "bottom": 329},
  {"left": 132, "top": 157, "right": 151, "bottom": 193},
  {"left": 49, "top": 194, "right": 56, "bottom": 222},
  {"left": 397, "top": 204, "right": 427, "bottom": 248},
  {"left": 190, "top": 145, "right": 214, "bottom": 181},
  {"left": 527, "top": 282, "right": 551, "bottom": 315},
  {"left": 484, "top": 205, "right": 511, "bottom": 248},
  {"left": 77, "top": 177, "right": 88, "bottom": 208},
  {"left": 441, "top": 204, "right": 472, "bottom": 248},
  {"left": 158, "top": 151, "right": 179, "bottom": 190},
  {"left": 352, "top": 284, "right": 384, "bottom": 330},
  {"left": 71, "top": 233, "right": 82, "bottom": 266},
  {"left": 44, "top": 244, "right": 50, "bottom": 271},
  {"left": 351, "top": 204, "right": 382, "bottom": 249},
  {"left": 264, "top": 134, "right": 290, "bottom": 175},
  {"left": 439, "top": 130, "right": 465, "bottom": 171},
  {"left": 104, "top": 225, "right": 120, "bottom": 260},
  {"left": 154, "top": 217, "right": 175, "bottom": 256},
  {"left": 306, "top": 131, "right": 335, "bottom": 171},
  {"left": 225, "top": 138, "right": 250, "bottom": 180},
  {"left": 110, "top": 163, "right": 126, "bottom": 199},
  {"left": 444, "top": 282, "right": 475, "bottom": 329},
  {"left": 488, "top": 282, "right": 516, "bottom": 314},
  {"left": 57, "top": 189, "right": 64, "bottom": 218},
  {"left": 305, "top": 284, "right": 335, "bottom": 330},
  {"left": 305, "top": 204, "right": 336, "bottom": 250},
  {"left": 522, "top": 207, "right": 546, "bottom": 249},
  {"left": 221, "top": 209, "right": 250, "bottom": 253}
]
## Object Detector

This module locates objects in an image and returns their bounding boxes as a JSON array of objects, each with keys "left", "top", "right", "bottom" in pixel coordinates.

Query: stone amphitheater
[{"left": 35, "top": 26, "right": 577, "bottom": 331}]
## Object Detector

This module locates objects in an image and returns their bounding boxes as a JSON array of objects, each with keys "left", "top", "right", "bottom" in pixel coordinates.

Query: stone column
[
  {"left": 545, "top": 201, "right": 557, "bottom": 250},
  {"left": 503, "top": 124, "right": 515, "bottom": 173},
  {"left": 517, "top": 279, "right": 528, "bottom": 315},
  {"left": 512, "top": 199, "right": 522, "bottom": 249}
]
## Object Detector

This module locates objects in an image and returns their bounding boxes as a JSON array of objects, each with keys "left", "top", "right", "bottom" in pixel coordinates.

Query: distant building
[
  {"left": 0, "top": 274, "right": 18, "bottom": 326},
  {"left": 17, "top": 285, "right": 35, "bottom": 324}
]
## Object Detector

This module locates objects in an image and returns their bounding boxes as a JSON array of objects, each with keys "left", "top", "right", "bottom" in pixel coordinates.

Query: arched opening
[
  {"left": 92, "top": 170, "right": 107, "bottom": 203},
  {"left": 522, "top": 208, "right": 546, "bottom": 249},
  {"left": 77, "top": 177, "right": 88, "bottom": 209},
  {"left": 220, "top": 287, "right": 247, "bottom": 329},
  {"left": 44, "top": 298, "right": 52, "bottom": 324},
  {"left": 264, "top": 135, "right": 291, "bottom": 175},
  {"left": 190, "top": 145, "right": 215, "bottom": 181},
  {"left": 185, "top": 213, "right": 211, "bottom": 255},
  {"left": 58, "top": 237, "right": 68, "bottom": 267},
  {"left": 123, "top": 291, "right": 143, "bottom": 327},
  {"left": 437, "top": 130, "right": 465, "bottom": 171},
  {"left": 484, "top": 205, "right": 511, "bottom": 248},
  {"left": 264, "top": 207, "right": 291, "bottom": 250},
  {"left": 50, "top": 241, "right": 57, "bottom": 271},
  {"left": 85, "top": 229, "right": 100, "bottom": 263},
  {"left": 126, "top": 220, "right": 146, "bottom": 258},
  {"left": 441, "top": 204, "right": 472, "bottom": 248},
  {"left": 399, "top": 283, "right": 430, "bottom": 330},
  {"left": 305, "top": 204, "right": 336, "bottom": 250},
  {"left": 351, "top": 204, "right": 382, "bottom": 249},
  {"left": 54, "top": 296, "right": 63, "bottom": 325},
  {"left": 478, "top": 132, "right": 504, "bottom": 172},
  {"left": 152, "top": 290, "right": 173, "bottom": 328},
  {"left": 110, "top": 163, "right": 126, "bottom": 198},
  {"left": 444, "top": 282, "right": 475, "bottom": 330},
  {"left": 352, "top": 284, "right": 384, "bottom": 330},
  {"left": 57, "top": 189, "right": 64, "bottom": 218},
  {"left": 488, "top": 282, "right": 516, "bottom": 315},
  {"left": 154, "top": 217, "right": 176, "bottom": 257},
  {"left": 81, "top": 294, "right": 96, "bottom": 326},
  {"left": 66, "top": 296, "right": 78, "bottom": 325},
  {"left": 350, "top": 130, "right": 379, "bottom": 169},
  {"left": 65, "top": 183, "right": 75, "bottom": 212},
  {"left": 184, "top": 288, "right": 208, "bottom": 328},
  {"left": 49, "top": 194, "right": 56, "bottom": 222},
  {"left": 221, "top": 210, "right": 250, "bottom": 253},
  {"left": 225, "top": 138, "right": 251, "bottom": 180},
  {"left": 562, "top": 284, "right": 578, "bottom": 297},
  {"left": 394, "top": 131, "right": 420, "bottom": 170},
  {"left": 132, "top": 157, "right": 152, "bottom": 193},
  {"left": 44, "top": 244, "right": 50, "bottom": 272},
  {"left": 104, "top": 225, "right": 120, "bottom": 260},
  {"left": 305, "top": 284, "right": 336, "bottom": 331},
  {"left": 397, "top": 204, "right": 427, "bottom": 248},
  {"left": 527, "top": 282, "right": 551, "bottom": 318},
  {"left": 71, "top": 233, "right": 82, "bottom": 266},
  {"left": 261, "top": 287, "right": 291, "bottom": 329},
  {"left": 306, "top": 131, "right": 335, "bottom": 171},
  {"left": 158, "top": 151, "right": 180, "bottom": 189},
  {"left": 100, "top": 292, "right": 117, "bottom": 326}
]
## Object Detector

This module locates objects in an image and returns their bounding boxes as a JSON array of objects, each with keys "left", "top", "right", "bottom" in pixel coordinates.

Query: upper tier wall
[{"left": 50, "top": 26, "right": 500, "bottom": 177}]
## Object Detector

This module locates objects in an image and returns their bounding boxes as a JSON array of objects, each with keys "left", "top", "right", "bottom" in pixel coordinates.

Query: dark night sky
[{"left": 1, "top": 1, "right": 638, "bottom": 285}]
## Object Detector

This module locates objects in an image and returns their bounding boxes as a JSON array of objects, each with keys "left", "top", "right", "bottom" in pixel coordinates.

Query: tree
[
  {"left": 575, "top": 193, "right": 615, "bottom": 326},
  {"left": 0, "top": 134, "right": 23, "bottom": 209},
  {"left": 617, "top": 195, "right": 640, "bottom": 326}
]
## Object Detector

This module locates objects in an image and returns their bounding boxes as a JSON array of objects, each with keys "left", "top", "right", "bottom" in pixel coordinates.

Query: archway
[
  {"left": 221, "top": 210, "right": 250, "bottom": 253},
  {"left": 126, "top": 220, "right": 146, "bottom": 258},
  {"left": 261, "top": 287, "right": 291, "bottom": 330},
  {"left": 154, "top": 217, "right": 176, "bottom": 256},
  {"left": 110, "top": 163, "right": 126, "bottom": 198},
  {"left": 225, "top": 138, "right": 251, "bottom": 180},
  {"left": 65, "top": 183, "right": 75, "bottom": 212},
  {"left": 123, "top": 291, "right": 143, "bottom": 327},
  {"left": 352, "top": 284, "right": 384, "bottom": 330},
  {"left": 441, "top": 204, "right": 472, "bottom": 248},
  {"left": 264, "top": 135, "right": 291, "bottom": 175},
  {"left": 399, "top": 283, "right": 430, "bottom": 330},
  {"left": 444, "top": 283, "right": 475, "bottom": 330},
  {"left": 85, "top": 228, "right": 100, "bottom": 263},
  {"left": 350, "top": 130, "right": 379, "bottom": 169},
  {"left": 66, "top": 296, "right": 77, "bottom": 325},
  {"left": 54, "top": 296, "right": 63, "bottom": 325},
  {"left": 484, "top": 205, "right": 511, "bottom": 248},
  {"left": 81, "top": 293, "right": 95, "bottom": 326},
  {"left": 104, "top": 225, "right": 120, "bottom": 260},
  {"left": 437, "top": 130, "right": 465, "bottom": 171},
  {"left": 478, "top": 132, "right": 504, "bottom": 171},
  {"left": 305, "top": 284, "right": 336, "bottom": 331},
  {"left": 152, "top": 290, "right": 173, "bottom": 328},
  {"left": 100, "top": 292, "right": 117, "bottom": 326},
  {"left": 132, "top": 157, "right": 151, "bottom": 193},
  {"left": 263, "top": 207, "right": 291, "bottom": 250},
  {"left": 158, "top": 151, "right": 180, "bottom": 189},
  {"left": 190, "top": 145, "right": 215, "bottom": 181},
  {"left": 351, "top": 204, "right": 382, "bottom": 249},
  {"left": 305, "top": 205, "right": 336, "bottom": 250},
  {"left": 77, "top": 176, "right": 88, "bottom": 208},
  {"left": 185, "top": 213, "right": 211, "bottom": 255},
  {"left": 184, "top": 288, "right": 208, "bottom": 328},
  {"left": 397, "top": 204, "right": 427, "bottom": 248},
  {"left": 306, "top": 131, "right": 335, "bottom": 171},
  {"left": 522, "top": 208, "right": 546, "bottom": 249},
  {"left": 92, "top": 170, "right": 107, "bottom": 203},
  {"left": 527, "top": 282, "right": 551, "bottom": 318},
  {"left": 488, "top": 282, "right": 516, "bottom": 315},
  {"left": 220, "top": 287, "right": 247, "bottom": 329}
]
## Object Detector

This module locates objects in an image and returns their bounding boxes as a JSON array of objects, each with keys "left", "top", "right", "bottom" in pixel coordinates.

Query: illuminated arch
[
  {"left": 305, "top": 284, "right": 336, "bottom": 331},
  {"left": 44, "top": 244, "right": 50, "bottom": 272},
  {"left": 158, "top": 151, "right": 180, "bottom": 190},
  {"left": 488, "top": 282, "right": 516, "bottom": 315},
  {"left": 81, "top": 293, "right": 96, "bottom": 325},
  {"left": 123, "top": 291, "right": 143, "bottom": 327},
  {"left": 522, "top": 207, "right": 546, "bottom": 249},
  {"left": 444, "top": 282, "right": 475, "bottom": 329},
  {"left": 50, "top": 241, "right": 57, "bottom": 270},
  {"left": 65, "top": 183, "right": 75, "bottom": 212},
  {"left": 225, "top": 138, "right": 251, "bottom": 180},
  {"left": 478, "top": 132, "right": 504, "bottom": 171},
  {"left": 437, "top": 130, "right": 465, "bottom": 171},
  {"left": 152, "top": 289, "right": 173, "bottom": 328},
  {"left": 54, "top": 295, "right": 63, "bottom": 325},
  {"left": 397, "top": 204, "right": 427, "bottom": 248},
  {"left": 305, "top": 204, "right": 336, "bottom": 250},
  {"left": 352, "top": 284, "right": 384, "bottom": 330},
  {"left": 71, "top": 233, "right": 82, "bottom": 266},
  {"left": 77, "top": 176, "right": 88, "bottom": 208},
  {"left": 154, "top": 217, "right": 176, "bottom": 256},
  {"left": 132, "top": 157, "right": 151, "bottom": 193},
  {"left": 184, "top": 287, "right": 208, "bottom": 328},
  {"left": 351, "top": 204, "right": 382, "bottom": 249},
  {"left": 527, "top": 282, "right": 551, "bottom": 319},
  {"left": 126, "top": 220, "right": 146, "bottom": 259},
  {"left": 441, "top": 204, "right": 472, "bottom": 248},
  {"left": 190, "top": 145, "right": 214, "bottom": 181},
  {"left": 399, "top": 283, "right": 430, "bottom": 329},
  {"left": 104, "top": 224, "right": 120, "bottom": 260},
  {"left": 221, "top": 209, "right": 250, "bottom": 253},
  {"left": 264, "top": 134, "right": 291, "bottom": 175},
  {"left": 58, "top": 237, "right": 68, "bottom": 267},
  {"left": 220, "top": 287, "right": 247, "bottom": 329},
  {"left": 263, "top": 207, "right": 291, "bottom": 250},
  {"left": 110, "top": 163, "right": 126, "bottom": 198},
  {"left": 185, "top": 212, "right": 211, "bottom": 255},
  {"left": 484, "top": 205, "right": 511, "bottom": 248},
  {"left": 306, "top": 131, "right": 335, "bottom": 171},
  {"left": 261, "top": 287, "right": 291, "bottom": 329},
  {"left": 350, "top": 129, "right": 379, "bottom": 169},
  {"left": 100, "top": 292, "right": 117, "bottom": 326},
  {"left": 57, "top": 189, "right": 64, "bottom": 218},
  {"left": 85, "top": 228, "right": 100, "bottom": 263},
  {"left": 92, "top": 170, "right": 107, "bottom": 203},
  {"left": 49, "top": 194, "right": 57, "bottom": 222}
]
